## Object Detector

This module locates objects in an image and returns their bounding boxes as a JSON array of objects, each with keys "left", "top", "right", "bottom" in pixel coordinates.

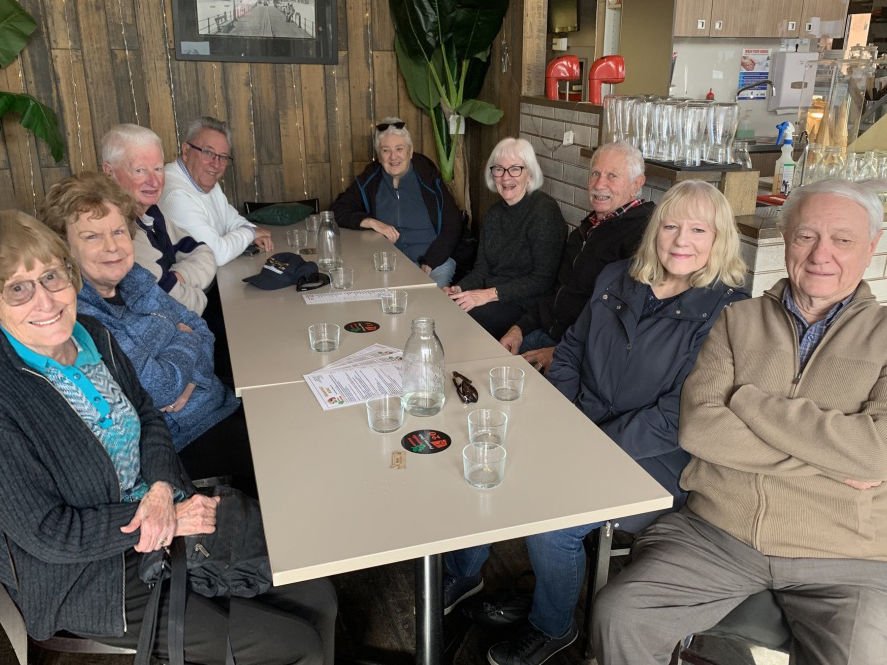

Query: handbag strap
[
  {"left": 133, "top": 554, "right": 167, "bottom": 665},
  {"left": 168, "top": 538, "right": 187, "bottom": 665}
]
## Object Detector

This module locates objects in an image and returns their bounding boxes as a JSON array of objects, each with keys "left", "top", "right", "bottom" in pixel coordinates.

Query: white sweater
[{"left": 160, "top": 160, "right": 256, "bottom": 266}]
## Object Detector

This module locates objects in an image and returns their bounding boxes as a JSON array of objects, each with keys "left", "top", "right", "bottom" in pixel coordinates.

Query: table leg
[{"left": 415, "top": 554, "right": 442, "bottom": 665}]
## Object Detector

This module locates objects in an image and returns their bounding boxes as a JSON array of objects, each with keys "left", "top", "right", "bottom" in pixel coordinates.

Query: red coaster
[
  {"left": 401, "top": 429, "right": 452, "bottom": 454},
  {"left": 344, "top": 321, "right": 380, "bottom": 333}
]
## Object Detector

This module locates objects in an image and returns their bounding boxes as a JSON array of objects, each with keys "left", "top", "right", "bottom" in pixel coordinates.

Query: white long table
[{"left": 217, "top": 227, "right": 672, "bottom": 665}]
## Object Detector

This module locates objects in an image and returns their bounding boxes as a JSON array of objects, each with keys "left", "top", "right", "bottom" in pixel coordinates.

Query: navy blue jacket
[
  {"left": 331, "top": 153, "right": 461, "bottom": 269},
  {"left": 548, "top": 260, "right": 748, "bottom": 511}
]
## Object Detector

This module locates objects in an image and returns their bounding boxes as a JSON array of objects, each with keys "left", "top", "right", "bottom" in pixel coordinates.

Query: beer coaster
[
  {"left": 401, "top": 429, "right": 451, "bottom": 454},
  {"left": 344, "top": 320, "right": 380, "bottom": 333}
]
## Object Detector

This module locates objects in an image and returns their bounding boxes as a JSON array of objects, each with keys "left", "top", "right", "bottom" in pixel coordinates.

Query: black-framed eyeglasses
[
  {"left": 376, "top": 121, "right": 406, "bottom": 132},
  {"left": 489, "top": 165, "right": 525, "bottom": 178},
  {"left": 452, "top": 371, "right": 479, "bottom": 404},
  {"left": 186, "top": 142, "right": 234, "bottom": 164},
  {"left": 1, "top": 264, "right": 74, "bottom": 307}
]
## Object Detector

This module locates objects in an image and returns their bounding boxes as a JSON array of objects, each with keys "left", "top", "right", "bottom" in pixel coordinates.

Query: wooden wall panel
[{"left": 0, "top": 0, "right": 523, "bottom": 216}]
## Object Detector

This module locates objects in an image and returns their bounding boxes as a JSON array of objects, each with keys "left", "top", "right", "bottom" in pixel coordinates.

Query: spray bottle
[{"left": 772, "top": 121, "right": 796, "bottom": 196}]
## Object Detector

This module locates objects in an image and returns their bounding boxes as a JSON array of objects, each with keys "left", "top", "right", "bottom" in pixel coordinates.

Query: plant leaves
[
  {"left": 450, "top": 0, "right": 508, "bottom": 61},
  {"left": 456, "top": 99, "right": 503, "bottom": 126},
  {"left": 0, "top": 92, "right": 66, "bottom": 161},
  {"left": 388, "top": 0, "right": 447, "bottom": 61},
  {"left": 394, "top": 34, "right": 439, "bottom": 111},
  {"left": 0, "top": 0, "right": 37, "bottom": 68}
]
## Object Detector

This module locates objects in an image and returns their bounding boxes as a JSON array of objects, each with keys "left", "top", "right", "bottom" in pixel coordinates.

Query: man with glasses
[
  {"left": 331, "top": 117, "right": 461, "bottom": 287},
  {"left": 160, "top": 116, "right": 274, "bottom": 266},
  {"left": 102, "top": 124, "right": 216, "bottom": 314}
]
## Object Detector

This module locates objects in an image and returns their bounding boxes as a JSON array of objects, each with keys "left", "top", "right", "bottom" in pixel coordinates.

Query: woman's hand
[
  {"left": 121, "top": 481, "right": 177, "bottom": 552},
  {"left": 162, "top": 382, "right": 196, "bottom": 413},
  {"left": 523, "top": 346, "right": 556, "bottom": 373},
  {"left": 254, "top": 227, "right": 274, "bottom": 252},
  {"left": 420, "top": 264, "right": 432, "bottom": 275},
  {"left": 175, "top": 494, "right": 221, "bottom": 536},
  {"left": 500, "top": 325, "right": 523, "bottom": 354},
  {"left": 361, "top": 218, "right": 400, "bottom": 243},
  {"left": 176, "top": 322, "right": 193, "bottom": 334},
  {"left": 449, "top": 287, "right": 497, "bottom": 313},
  {"left": 443, "top": 285, "right": 462, "bottom": 296}
]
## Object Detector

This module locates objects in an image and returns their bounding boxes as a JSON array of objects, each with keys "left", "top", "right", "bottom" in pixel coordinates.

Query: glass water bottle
[
  {"left": 401, "top": 317, "right": 446, "bottom": 417},
  {"left": 316, "top": 210, "right": 342, "bottom": 271}
]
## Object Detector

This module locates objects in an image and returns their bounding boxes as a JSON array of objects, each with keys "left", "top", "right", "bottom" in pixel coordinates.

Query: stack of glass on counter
[{"left": 602, "top": 95, "right": 742, "bottom": 168}]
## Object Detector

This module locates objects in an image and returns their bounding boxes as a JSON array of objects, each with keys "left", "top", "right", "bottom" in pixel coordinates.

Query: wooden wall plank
[
  {"left": 134, "top": 0, "right": 177, "bottom": 149},
  {"left": 0, "top": 61, "right": 45, "bottom": 210},
  {"left": 346, "top": 0, "right": 372, "bottom": 163},
  {"left": 371, "top": 0, "right": 394, "bottom": 52},
  {"left": 170, "top": 60, "right": 203, "bottom": 140},
  {"left": 251, "top": 63, "right": 282, "bottom": 167},
  {"left": 50, "top": 48, "right": 97, "bottom": 172},
  {"left": 104, "top": 0, "right": 138, "bottom": 51},
  {"left": 0, "top": 171, "right": 16, "bottom": 207},
  {"left": 77, "top": 0, "right": 122, "bottom": 152},
  {"left": 301, "top": 65, "right": 329, "bottom": 163},
  {"left": 306, "top": 163, "right": 332, "bottom": 209},
  {"left": 196, "top": 61, "right": 227, "bottom": 125},
  {"left": 325, "top": 58, "right": 354, "bottom": 198},
  {"left": 222, "top": 63, "right": 258, "bottom": 205},
  {"left": 40, "top": 0, "right": 78, "bottom": 50},
  {"left": 275, "top": 65, "right": 310, "bottom": 200}
]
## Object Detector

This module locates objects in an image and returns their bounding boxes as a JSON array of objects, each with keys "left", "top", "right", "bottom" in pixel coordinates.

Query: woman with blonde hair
[{"left": 444, "top": 180, "right": 748, "bottom": 665}]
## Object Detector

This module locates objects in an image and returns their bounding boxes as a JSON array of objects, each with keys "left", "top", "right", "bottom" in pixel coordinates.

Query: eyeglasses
[
  {"left": 452, "top": 371, "right": 478, "bottom": 404},
  {"left": 186, "top": 142, "right": 234, "bottom": 165},
  {"left": 489, "top": 165, "right": 525, "bottom": 178},
  {"left": 1, "top": 265, "right": 73, "bottom": 307},
  {"left": 376, "top": 121, "right": 406, "bottom": 132}
]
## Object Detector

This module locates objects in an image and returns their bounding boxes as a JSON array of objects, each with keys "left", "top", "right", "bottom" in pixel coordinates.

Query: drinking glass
[
  {"left": 366, "top": 395, "right": 405, "bottom": 433},
  {"left": 308, "top": 323, "right": 340, "bottom": 352},
  {"left": 329, "top": 267, "right": 353, "bottom": 290},
  {"left": 303, "top": 214, "right": 320, "bottom": 254},
  {"left": 489, "top": 366, "right": 525, "bottom": 401},
  {"left": 708, "top": 103, "right": 739, "bottom": 164},
  {"left": 467, "top": 409, "right": 508, "bottom": 446},
  {"left": 373, "top": 251, "right": 396, "bottom": 271},
  {"left": 286, "top": 228, "right": 308, "bottom": 253},
  {"left": 380, "top": 289, "right": 408, "bottom": 314},
  {"left": 462, "top": 442, "right": 506, "bottom": 489}
]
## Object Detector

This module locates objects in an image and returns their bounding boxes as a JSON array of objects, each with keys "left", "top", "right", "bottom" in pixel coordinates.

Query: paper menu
[{"left": 304, "top": 344, "right": 403, "bottom": 411}]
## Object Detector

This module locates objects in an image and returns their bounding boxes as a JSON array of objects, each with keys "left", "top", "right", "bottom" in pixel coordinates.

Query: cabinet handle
[
  {"left": 714, "top": 19, "right": 723, "bottom": 31},
  {"left": 697, "top": 18, "right": 706, "bottom": 30},
  {"left": 787, "top": 20, "right": 797, "bottom": 31}
]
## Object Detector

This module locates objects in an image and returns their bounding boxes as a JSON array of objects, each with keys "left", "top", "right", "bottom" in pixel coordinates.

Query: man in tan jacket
[{"left": 593, "top": 179, "right": 887, "bottom": 665}]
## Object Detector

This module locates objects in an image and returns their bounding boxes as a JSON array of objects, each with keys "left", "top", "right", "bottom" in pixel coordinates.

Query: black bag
[{"left": 138, "top": 485, "right": 272, "bottom": 598}]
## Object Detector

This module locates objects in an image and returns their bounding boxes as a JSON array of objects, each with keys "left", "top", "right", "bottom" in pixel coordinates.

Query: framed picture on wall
[{"left": 172, "top": 0, "right": 337, "bottom": 64}]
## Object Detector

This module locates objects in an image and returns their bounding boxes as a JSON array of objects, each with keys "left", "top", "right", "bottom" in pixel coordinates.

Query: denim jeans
[
  {"left": 518, "top": 329, "right": 558, "bottom": 354},
  {"left": 427, "top": 257, "right": 457, "bottom": 288}
]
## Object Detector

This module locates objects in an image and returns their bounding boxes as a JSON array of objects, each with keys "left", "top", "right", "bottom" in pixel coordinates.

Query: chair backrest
[
  {"left": 0, "top": 583, "right": 27, "bottom": 665},
  {"left": 243, "top": 198, "right": 320, "bottom": 215}
]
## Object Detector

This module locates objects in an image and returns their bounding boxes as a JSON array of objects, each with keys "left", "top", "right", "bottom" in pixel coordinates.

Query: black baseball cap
[{"left": 243, "top": 252, "right": 322, "bottom": 290}]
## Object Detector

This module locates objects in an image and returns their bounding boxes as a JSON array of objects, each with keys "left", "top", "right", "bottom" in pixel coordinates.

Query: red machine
[
  {"left": 545, "top": 55, "right": 581, "bottom": 100},
  {"left": 587, "top": 55, "right": 625, "bottom": 105}
]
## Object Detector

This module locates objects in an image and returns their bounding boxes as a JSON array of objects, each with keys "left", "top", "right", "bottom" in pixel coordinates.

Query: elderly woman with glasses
[
  {"left": 331, "top": 117, "right": 462, "bottom": 287},
  {"left": 39, "top": 172, "right": 254, "bottom": 494},
  {"left": 445, "top": 137, "right": 567, "bottom": 339},
  {"left": 0, "top": 210, "right": 336, "bottom": 664}
]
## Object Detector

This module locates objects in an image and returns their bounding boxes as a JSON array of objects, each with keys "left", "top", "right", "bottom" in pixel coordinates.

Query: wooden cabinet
[
  {"left": 673, "top": 0, "right": 713, "bottom": 37},
  {"left": 673, "top": 0, "right": 846, "bottom": 38}
]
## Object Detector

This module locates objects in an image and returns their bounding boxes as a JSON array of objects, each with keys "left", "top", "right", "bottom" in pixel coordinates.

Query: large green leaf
[
  {"left": 0, "top": 92, "right": 65, "bottom": 162},
  {"left": 0, "top": 0, "right": 36, "bottom": 68},
  {"left": 450, "top": 0, "right": 508, "bottom": 61},
  {"left": 394, "top": 34, "right": 439, "bottom": 111},
  {"left": 456, "top": 99, "right": 503, "bottom": 126},
  {"left": 389, "top": 0, "right": 452, "bottom": 61}
]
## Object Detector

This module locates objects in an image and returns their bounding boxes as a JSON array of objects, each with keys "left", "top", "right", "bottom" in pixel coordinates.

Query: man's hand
[
  {"left": 171, "top": 271, "right": 184, "bottom": 284},
  {"left": 843, "top": 479, "right": 884, "bottom": 490},
  {"left": 120, "top": 482, "right": 176, "bottom": 552},
  {"left": 253, "top": 227, "right": 274, "bottom": 252},
  {"left": 500, "top": 325, "right": 523, "bottom": 354},
  {"left": 421, "top": 264, "right": 432, "bottom": 275},
  {"left": 162, "top": 382, "right": 196, "bottom": 413},
  {"left": 175, "top": 494, "right": 221, "bottom": 536},
  {"left": 523, "top": 346, "right": 555, "bottom": 373},
  {"left": 361, "top": 218, "right": 400, "bottom": 243},
  {"left": 176, "top": 322, "right": 193, "bottom": 334}
]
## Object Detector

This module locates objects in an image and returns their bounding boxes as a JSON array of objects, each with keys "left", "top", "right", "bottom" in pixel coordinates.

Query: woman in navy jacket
[{"left": 446, "top": 181, "right": 749, "bottom": 665}]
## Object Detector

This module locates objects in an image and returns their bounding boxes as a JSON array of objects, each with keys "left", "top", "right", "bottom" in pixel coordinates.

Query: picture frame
[{"left": 171, "top": 0, "right": 337, "bottom": 64}]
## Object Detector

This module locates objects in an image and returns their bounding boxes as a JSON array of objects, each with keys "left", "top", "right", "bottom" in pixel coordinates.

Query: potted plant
[
  {"left": 389, "top": 0, "right": 507, "bottom": 192},
  {"left": 0, "top": 0, "right": 65, "bottom": 162}
]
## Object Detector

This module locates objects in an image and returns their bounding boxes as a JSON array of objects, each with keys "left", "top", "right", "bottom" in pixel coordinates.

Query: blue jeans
[
  {"left": 518, "top": 329, "right": 558, "bottom": 354},
  {"left": 427, "top": 257, "right": 456, "bottom": 288}
]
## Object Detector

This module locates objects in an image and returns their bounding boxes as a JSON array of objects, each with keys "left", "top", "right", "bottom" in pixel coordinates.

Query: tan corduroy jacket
[{"left": 679, "top": 279, "right": 887, "bottom": 560}]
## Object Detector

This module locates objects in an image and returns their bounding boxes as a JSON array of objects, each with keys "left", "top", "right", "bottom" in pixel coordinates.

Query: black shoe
[
  {"left": 443, "top": 573, "right": 484, "bottom": 615},
  {"left": 462, "top": 591, "right": 531, "bottom": 627},
  {"left": 487, "top": 624, "right": 579, "bottom": 665}
]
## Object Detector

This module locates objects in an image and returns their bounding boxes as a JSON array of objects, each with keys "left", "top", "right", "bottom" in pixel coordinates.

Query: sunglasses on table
[
  {"left": 376, "top": 121, "right": 406, "bottom": 132},
  {"left": 452, "top": 371, "right": 479, "bottom": 404}
]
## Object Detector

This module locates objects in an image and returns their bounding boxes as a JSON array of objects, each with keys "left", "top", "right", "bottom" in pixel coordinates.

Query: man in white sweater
[
  {"left": 102, "top": 124, "right": 216, "bottom": 314},
  {"left": 160, "top": 116, "right": 273, "bottom": 265}
]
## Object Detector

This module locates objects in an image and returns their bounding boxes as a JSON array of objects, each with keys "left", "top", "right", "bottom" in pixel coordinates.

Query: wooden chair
[{"left": 1, "top": 583, "right": 136, "bottom": 664}]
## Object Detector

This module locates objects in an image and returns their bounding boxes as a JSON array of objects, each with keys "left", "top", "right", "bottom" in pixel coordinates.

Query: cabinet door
[
  {"left": 710, "top": 0, "right": 803, "bottom": 37},
  {"left": 674, "top": 0, "right": 713, "bottom": 37},
  {"left": 801, "top": 0, "right": 849, "bottom": 36}
]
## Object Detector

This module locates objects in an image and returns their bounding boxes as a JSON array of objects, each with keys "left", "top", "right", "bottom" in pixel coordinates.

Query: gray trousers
[
  {"left": 94, "top": 549, "right": 337, "bottom": 665},
  {"left": 593, "top": 509, "right": 887, "bottom": 665}
]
